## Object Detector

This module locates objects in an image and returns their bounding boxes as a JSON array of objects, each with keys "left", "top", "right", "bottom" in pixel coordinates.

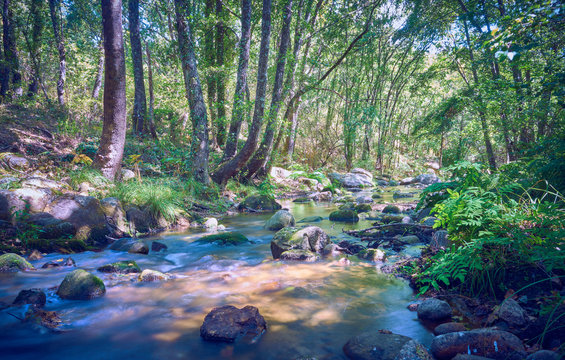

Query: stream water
[{"left": 0, "top": 188, "right": 434, "bottom": 360}]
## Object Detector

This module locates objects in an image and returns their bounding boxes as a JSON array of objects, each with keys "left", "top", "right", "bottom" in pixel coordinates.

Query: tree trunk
[
  {"left": 215, "top": 0, "right": 227, "bottom": 147},
  {"left": 48, "top": 0, "right": 66, "bottom": 106},
  {"left": 145, "top": 42, "right": 157, "bottom": 138},
  {"left": 240, "top": 0, "right": 293, "bottom": 182},
  {"left": 95, "top": 0, "right": 127, "bottom": 181},
  {"left": 128, "top": 0, "right": 147, "bottom": 136},
  {"left": 27, "top": 0, "right": 44, "bottom": 97},
  {"left": 204, "top": 0, "right": 216, "bottom": 147},
  {"left": 222, "top": 0, "right": 252, "bottom": 161},
  {"left": 2, "top": 0, "right": 22, "bottom": 98},
  {"left": 92, "top": 40, "right": 104, "bottom": 99},
  {"left": 174, "top": 0, "right": 210, "bottom": 185},
  {"left": 211, "top": 0, "right": 273, "bottom": 186}
]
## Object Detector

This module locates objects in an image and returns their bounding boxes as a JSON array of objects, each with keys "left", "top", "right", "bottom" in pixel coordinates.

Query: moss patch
[
  {"left": 26, "top": 238, "right": 88, "bottom": 254},
  {"left": 0, "top": 253, "right": 34, "bottom": 272},
  {"left": 354, "top": 204, "right": 372, "bottom": 213},
  {"left": 329, "top": 210, "right": 359, "bottom": 223},
  {"left": 382, "top": 205, "right": 401, "bottom": 214},
  {"left": 197, "top": 232, "right": 250, "bottom": 246}
]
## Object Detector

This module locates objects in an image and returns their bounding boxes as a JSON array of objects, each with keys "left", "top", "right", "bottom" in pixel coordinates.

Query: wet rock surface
[
  {"left": 343, "top": 332, "right": 412, "bottom": 360},
  {"left": 57, "top": 269, "right": 106, "bottom": 300},
  {"left": 271, "top": 226, "right": 330, "bottom": 259},
  {"left": 200, "top": 305, "right": 267, "bottom": 343}
]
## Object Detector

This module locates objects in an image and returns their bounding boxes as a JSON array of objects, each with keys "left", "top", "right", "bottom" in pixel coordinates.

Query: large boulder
[
  {"left": 28, "top": 212, "right": 76, "bottom": 239},
  {"left": 0, "top": 188, "right": 53, "bottom": 221},
  {"left": 329, "top": 209, "right": 359, "bottom": 222},
  {"left": 430, "top": 329, "right": 526, "bottom": 360},
  {"left": 45, "top": 195, "right": 109, "bottom": 244},
  {"left": 197, "top": 232, "right": 250, "bottom": 246},
  {"left": 57, "top": 269, "right": 106, "bottom": 300},
  {"left": 238, "top": 194, "right": 281, "bottom": 212},
  {"left": 0, "top": 253, "right": 34, "bottom": 272},
  {"left": 125, "top": 206, "right": 158, "bottom": 233},
  {"left": 414, "top": 173, "right": 440, "bottom": 185},
  {"left": 265, "top": 210, "right": 295, "bottom": 231},
  {"left": 329, "top": 170, "right": 373, "bottom": 189},
  {"left": 200, "top": 305, "right": 267, "bottom": 343},
  {"left": 108, "top": 238, "right": 149, "bottom": 254},
  {"left": 417, "top": 298, "right": 452, "bottom": 321},
  {"left": 343, "top": 332, "right": 414, "bottom": 360},
  {"left": 100, "top": 197, "right": 128, "bottom": 235},
  {"left": 270, "top": 226, "right": 330, "bottom": 259}
]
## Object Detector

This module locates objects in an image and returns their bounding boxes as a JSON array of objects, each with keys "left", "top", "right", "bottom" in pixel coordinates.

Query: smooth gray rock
[
  {"left": 343, "top": 332, "right": 412, "bottom": 360},
  {"left": 265, "top": 210, "right": 295, "bottom": 231},
  {"left": 417, "top": 298, "right": 452, "bottom": 321}
]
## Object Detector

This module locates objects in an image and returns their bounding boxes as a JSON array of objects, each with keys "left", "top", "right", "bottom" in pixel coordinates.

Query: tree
[
  {"left": 2, "top": 0, "right": 22, "bottom": 98},
  {"left": 211, "top": 0, "right": 273, "bottom": 186},
  {"left": 128, "top": 0, "right": 147, "bottom": 136},
  {"left": 174, "top": 0, "right": 210, "bottom": 185},
  {"left": 222, "top": 0, "right": 252, "bottom": 161},
  {"left": 214, "top": 0, "right": 226, "bottom": 146},
  {"left": 48, "top": 0, "right": 66, "bottom": 106},
  {"left": 26, "top": 0, "right": 45, "bottom": 97},
  {"left": 95, "top": 0, "right": 127, "bottom": 180}
]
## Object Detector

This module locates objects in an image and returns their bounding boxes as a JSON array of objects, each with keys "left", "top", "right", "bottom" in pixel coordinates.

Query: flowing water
[{"left": 0, "top": 188, "right": 433, "bottom": 360}]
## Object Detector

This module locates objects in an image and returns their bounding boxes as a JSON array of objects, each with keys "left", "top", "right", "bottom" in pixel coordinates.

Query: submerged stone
[
  {"left": 97, "top": 260, "right": 141, "bottom": 274},
  {"left": 200, "top": 305, "right": 267, "bottom": 343},
  {"left": 138, "top": 269, "right": 170, "bottom": 282},
  {"left": 297, "top": 216, "right": 324, "bottom": 223},
  {"left": 197, "top": 232, "right": 250, "bottom": 246},
  {"left": 329, "top": 209, "right": 359, "bottom": 223}
]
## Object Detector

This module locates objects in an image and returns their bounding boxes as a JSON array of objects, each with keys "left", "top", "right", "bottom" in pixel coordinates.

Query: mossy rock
[
  {"left": 265, "top": 210, "right": 295, "bottom": 231},
  {"left": 0, "top": 253, "right": 34, "bottom": 272},
  {"left": 26, "top": 238, "right": 87, "bottom": 254},
  {"left": 297, "top": 216, "right": 324, "bottom": 223},
  {"left": 354, "top": 204, "right": 372, "bottom": 213},
  {"left": 380, "top": 214, "right": 404, "bottom": 224},
  {"left": 138, "top": 269, "right": 170, "bottom": 282},
  {"left": 280, "top": 249, "right": 320, "bottom": 262},
  {"left": 329, "top": 209, "right": 359, "bottom": 223},
  {"left": 270, "top": 226, "right": 330, "bottom": 259},
  {"left": 238, "top": 194, "right": 281, "bottom": 211},
  {"left": 97, "top": 260, "right": 141, "bottom": 274},
  {"left": 197, "top": 232, "right": 250, "bottom": 246},
  {"left": 372, "top": 193, "right": 383, "bottom": 199},
  {"left": 382, "top": 205, "right": 401, "bottom": 214},
  {"left": 339, "top": 202, "right": 356, "bottom": 211},
  {"left": 357, "top": 248, "right": 386, "bottom": 262},
  {"left": 293, "top": 197, "right": 312, "bottom": 204},
  {"left": 57, "top": 269, "right": 105, "bottom": 300}
]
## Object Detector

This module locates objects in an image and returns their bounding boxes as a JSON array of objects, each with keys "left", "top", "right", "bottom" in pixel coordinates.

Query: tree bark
[
  {"left": 27, "top": 0, "right": 44, "bottom": 97},
  {"left": 211, "top": 0, "right": 273, "bottom": 186},
  {"left": 222, "top": 0, "right": 252, "bottom": 161},
  {"left": 95, "top": 0, "right": 127, "bottom": 181},
  {"left": 145, "top": 42, "right": 157, "bottom": 138},
  {"left": 240, "top": 0, "right": 293, "bottom": 182},
  {"left": 204, "top": 0, "right": 216, "bottom": 146},
  {"left": 2, "top": 0, "right": 22, "bottom": 98},
  {"left": 215, "top": 0, "right": 227, "bottom": 146},
  {"left": 48, "top": 0, "right": 66, "bottom": 106},
  {"left": 174, "top": 0, "right": 210, "bottom": 185},
  {"left": 128, "top": 0, "right": 147, "bottom": 136},
  {"left": 92, "top": 40, "right": 104, "bottom": 99}
]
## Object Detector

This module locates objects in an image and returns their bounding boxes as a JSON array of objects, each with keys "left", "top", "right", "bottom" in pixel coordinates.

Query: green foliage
[
  {"left": 415, "top": 162, "right": 565, "bottom": 298},
  {"left": 68, "top": 167, "right": 109, "bottom": 189},
  {"left": 109, "top": 179, "right": 184, "bottom": 222}
]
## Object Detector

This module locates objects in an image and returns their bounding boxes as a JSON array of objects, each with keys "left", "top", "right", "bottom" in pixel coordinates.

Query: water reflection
[{"left": 0, "top": 187, "right": 431, "bottom": 360}]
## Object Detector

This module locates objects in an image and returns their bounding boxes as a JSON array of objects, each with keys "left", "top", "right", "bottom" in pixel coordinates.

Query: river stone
[
  {"left": 452, "top": 355, "right": 494, "bottom": 360},
  {"left": 97, "top": 260, "right": 141, "bottom": 274},
  {"left": 322, "top": 243, "right": 346, "bottom": 258},
  {"left": 329, "top": 171, "right": 373, "bottom": 188},
  {"left": 417, "top": 298, "right": 452, "bottom": 321},
  {"left": 0, "top": 188, "right": 53, "bottom": 221},
  {"left": 280, "top": 249, "right": 320, "bottom": 262},
  {"left": 297, "top": 216, "right": 324, "bottom": 223},
  {"left": 20, "top": 177, "right": 67, "bottom": 190},
  {"left": 100, "top": 197, "right": 128, "bottom": 235},
  {"left": 434, "top": 322, "right": 466, "bottom": 335},
  {"left": 430, "top": 329, "right": 526, "bottom": 360},
  {"left": 3, "top": 153, "right": 30, "bottom": 170},
  {"left": 270, "top": 226, "right": 330, "bottom": 259},
  {"left": 121, "top": 168, "right": 136, "bottom": 181},
  {"left": 45, "top": 195, "right": 109, "bottom": 244},
  {"left": 356, "top": 195, "right": 373, "bottom": 204},
  {"left": 204, "top": 217, "right": 218, "bottom": 230},
  {"left": 497, "top": 298, "right": 528, "bottom": 328},
  {"left": 28, "top": 249, "right": 43, "bottom": 261},
  {"left": 238, "top": 195, "right": 281, "bottom": 212},
  {"left": 414, "top": 174, "right": 440, "bottom": 185},
  {"left": 400, "top": 177, "right": 415, "bottom": 185},
  {"left": 125, "top": 206, "right": 155, "bottom": 233},
  {"left": 329, "top": 209, "right": 359, "bottom": 222},
  {"left": 265, "top": 210, "right": 296, "bottom": 231},
  {"left": 57, "top": 269, "right": 105, "bottom": 300},
  {"left": 41, "top": 257, "right": 76, "bottom": 268},
  {"left": 421, "top": 216, "right": 438, "bottom": 227},
  {"left": 197, "top": 232, "right": 250, "bottom": 246},
  {"left": 354, "top": 204, "right": 372, "bottom": 213},
  {"left": 396, "top": 339, "right": 434, "bottom": 360},
  {"left": 108, "top": 238, "right": 149, "bottom": 254},
  {"left": 200, "top": 305, "right": 267, "bottom": 343},
  {"left": 343, "top": 332, "right": 412, "bottom": 360},
  {"left": 526, "top": 350, "right": 561, "bottom": 360},
  {"left": 357, "top": 248, "right": 386, "bottom": 262},
  {"left": 151, "top": 241, "right": 167, "bottom": 252},
  {"left": 431, "top": 230, "right": 450, "bottom": 250},
  {"left": 293, "top": 197, "right": 312, "bottom": 204},
  {"left": 13, "top": 289, "right": 46, "bottom": 307},
  {"left": 28, "top": 212, "right": 76, "bottom": 239},
  {"left": 382, "top": 205, "right": 401, "bottom": 214},
  {"left": 397, "top": 235, "right": 420, "bottom": 245},
  {"left": 372, "top": 193, "right": 383, "bottom": 199},
  {"left": 138, "top": 269, "right": 170, "bottom": 282},
  {"left": 0, "top": 253, "right": 34, "bottom": 272}
]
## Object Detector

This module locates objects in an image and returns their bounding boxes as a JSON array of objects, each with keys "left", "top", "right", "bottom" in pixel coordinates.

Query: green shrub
[{"left": 68, "top": 167, "right": 109, "bottom": 189}]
